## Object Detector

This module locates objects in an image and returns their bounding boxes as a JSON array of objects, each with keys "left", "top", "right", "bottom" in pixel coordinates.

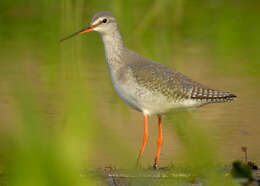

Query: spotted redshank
[{"left": 60, "top": 11, "right": 236, "bottom": 169}]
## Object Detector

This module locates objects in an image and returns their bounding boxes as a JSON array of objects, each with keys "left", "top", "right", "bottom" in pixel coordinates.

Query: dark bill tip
[{"left": 59, "top": 26, "right": 94, "bottom": 43}]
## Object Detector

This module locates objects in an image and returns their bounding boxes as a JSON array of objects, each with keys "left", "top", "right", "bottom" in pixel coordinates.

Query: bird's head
[{"left": 60, "top": 11, "right": 118, "bottom": 42}]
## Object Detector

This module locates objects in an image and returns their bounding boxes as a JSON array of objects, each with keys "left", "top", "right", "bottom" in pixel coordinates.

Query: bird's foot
[{"left": 153, "top": 163, "right": 159, "bottom": 170}]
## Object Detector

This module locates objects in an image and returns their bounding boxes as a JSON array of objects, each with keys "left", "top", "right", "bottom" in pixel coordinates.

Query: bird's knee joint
[
  {"left": 157, "top": 137, "right": 163, "bottom": 145},
  {"left": 143, "top": 135, "right": 149, "bottom": 143}
]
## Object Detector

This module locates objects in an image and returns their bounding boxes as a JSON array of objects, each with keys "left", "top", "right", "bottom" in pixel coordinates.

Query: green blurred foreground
[{"left": 0, "top": 0, "right": 260, "bottom": 185}]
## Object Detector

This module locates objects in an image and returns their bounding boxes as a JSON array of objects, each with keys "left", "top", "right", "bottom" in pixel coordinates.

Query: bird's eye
[{"left": 102, "top": 18, "right": 107, "bottom": 23}]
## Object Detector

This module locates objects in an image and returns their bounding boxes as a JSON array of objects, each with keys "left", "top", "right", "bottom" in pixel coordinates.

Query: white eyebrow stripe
[{"left": 92, "top": 17, "right": 104, "bottom": 26}]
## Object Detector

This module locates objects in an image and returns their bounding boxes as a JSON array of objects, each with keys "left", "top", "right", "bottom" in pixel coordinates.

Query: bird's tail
[{"left": 191, "top": 88, "right": 237, "bottom": 103}]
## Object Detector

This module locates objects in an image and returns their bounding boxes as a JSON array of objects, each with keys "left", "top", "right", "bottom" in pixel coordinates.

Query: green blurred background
[{"left": 0, "top": 0, "right": 260, "bottom": 185}]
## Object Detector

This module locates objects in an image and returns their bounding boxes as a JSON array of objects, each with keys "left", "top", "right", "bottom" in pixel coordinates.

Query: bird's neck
[{"left": 101, "top": 30, "right": 125, "bottom": 72}]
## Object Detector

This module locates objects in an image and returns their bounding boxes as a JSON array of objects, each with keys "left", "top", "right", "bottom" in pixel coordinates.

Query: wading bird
[{"left": 60, "top": 11, "right": 236, "bottom": 169}]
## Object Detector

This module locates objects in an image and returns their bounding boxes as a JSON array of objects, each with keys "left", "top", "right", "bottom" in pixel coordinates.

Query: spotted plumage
[{"left": 127, "top": 60, "right": 236, "bottom": 108}]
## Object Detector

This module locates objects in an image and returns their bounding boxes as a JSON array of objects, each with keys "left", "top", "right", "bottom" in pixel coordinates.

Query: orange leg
[
  {"left": 153, "top": 115, "right": 163, "bottom": 169},
  {"left": 137, "top": 115, "right": 149, "bottom": 166}
]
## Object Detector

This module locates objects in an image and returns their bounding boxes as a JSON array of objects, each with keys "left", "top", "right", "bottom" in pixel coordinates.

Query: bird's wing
[
  {"left": 129, "top": 61, "right": 236, "bottom": 103},
  {"left": 129, "top": 61, "right": 207, "bottom": 100}
]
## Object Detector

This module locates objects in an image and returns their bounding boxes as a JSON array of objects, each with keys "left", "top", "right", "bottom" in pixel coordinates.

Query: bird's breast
[{"left": 109, "top": 69, "right": 143, "bottom": 112}]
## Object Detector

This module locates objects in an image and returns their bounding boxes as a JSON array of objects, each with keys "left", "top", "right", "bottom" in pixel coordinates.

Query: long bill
[{"left": 59, "top": 26, "right": 94, "bottom": 42}]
